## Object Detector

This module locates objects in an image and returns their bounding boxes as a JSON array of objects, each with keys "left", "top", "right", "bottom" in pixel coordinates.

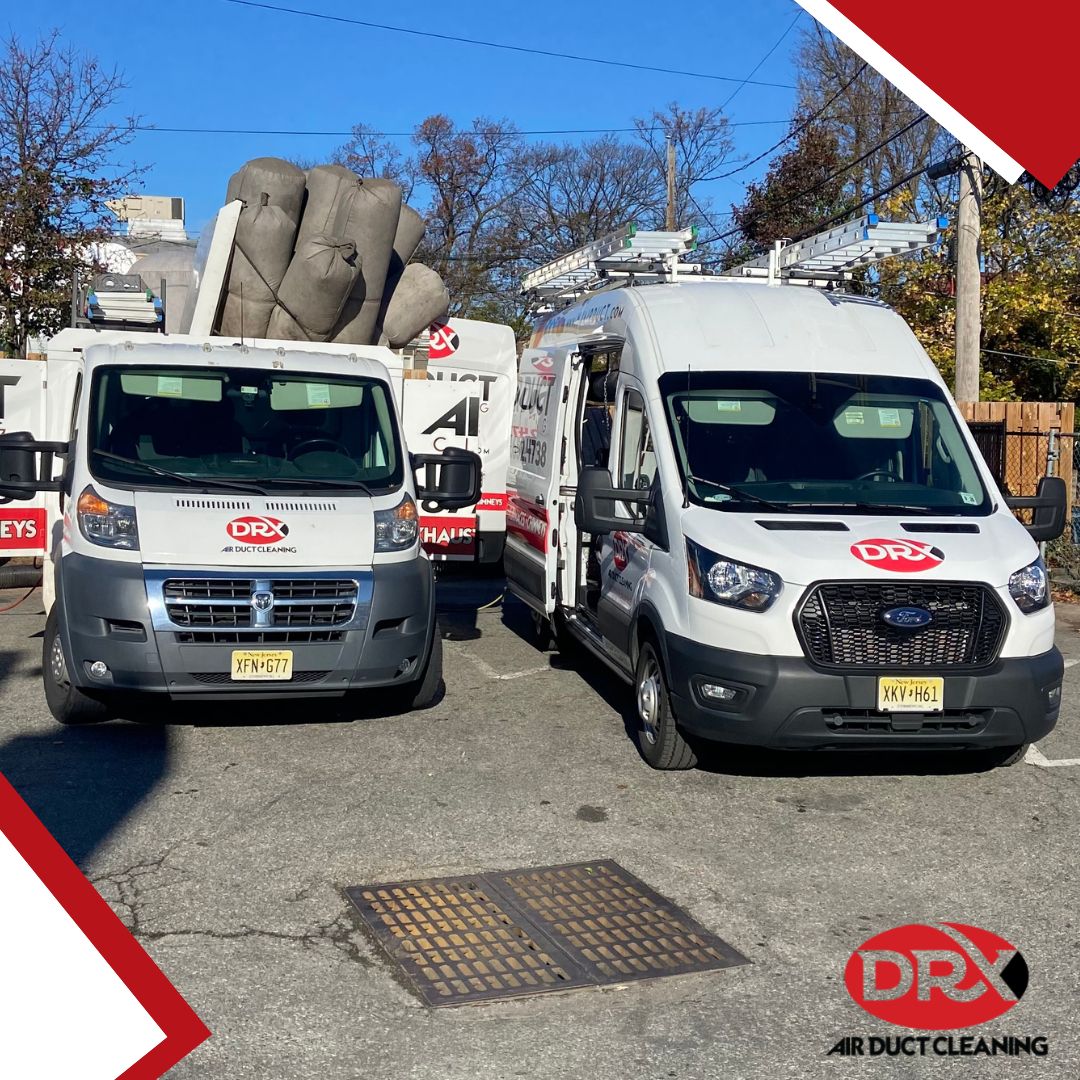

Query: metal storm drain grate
[{"left": 345, "top": 859, "right": 748, "bottom": 1006}]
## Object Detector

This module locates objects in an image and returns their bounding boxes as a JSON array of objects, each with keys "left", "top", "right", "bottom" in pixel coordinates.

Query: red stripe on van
[{"left": 506, "top": 497, "right": 548, "bottom": 553}]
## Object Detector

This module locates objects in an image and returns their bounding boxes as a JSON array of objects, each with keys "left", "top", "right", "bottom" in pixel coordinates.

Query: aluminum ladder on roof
[
  {"left": 521, "top": 224, "right": 698, "bottom": 314},
  {"left": 729, "top": 214, "right": 949, "bottom": 285}
]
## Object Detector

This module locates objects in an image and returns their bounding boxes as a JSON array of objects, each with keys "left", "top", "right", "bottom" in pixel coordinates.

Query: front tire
[
  {"left": 988, "top": 743, "right": 1029, "bottom": 768},
  {"left": 43, "top": 608, "right": 112, "bottom": 726},
  {"left": 404, "top": 623, "right": 444, "bottom": 710},
  {"left": 634, "top": 640, "right": 697, "bottom": 770}
]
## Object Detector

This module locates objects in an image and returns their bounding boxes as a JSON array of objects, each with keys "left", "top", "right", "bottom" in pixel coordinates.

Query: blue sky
[{"left": 6, "top": 0, "right": 807, "bottom": 236}]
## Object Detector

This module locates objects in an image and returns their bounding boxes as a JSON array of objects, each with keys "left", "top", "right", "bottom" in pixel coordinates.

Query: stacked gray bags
[{"left": 217, "top": 157, "right": 449, "bottom": 347}]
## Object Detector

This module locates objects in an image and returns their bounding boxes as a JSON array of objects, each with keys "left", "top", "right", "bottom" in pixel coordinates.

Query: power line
[
  {"left": 223, "top": 0, "right": 799, "bottom": 88},
  {"left": 131, "top": 120, "right": 793, "bottom": 138},
  {"left": 719, "top": 10, "right": 803, "bottom": 112},
  {"left": 702, "top": 62, "right": 870, "bottom": 183}
]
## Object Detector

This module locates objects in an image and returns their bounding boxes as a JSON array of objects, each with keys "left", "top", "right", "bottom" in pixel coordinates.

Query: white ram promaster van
[
  {"left": 0, "top": 335, "right": 481, "bottom": 724},
  {"left": 507, "top": 225, "right": 1067, "bottom": 770}
]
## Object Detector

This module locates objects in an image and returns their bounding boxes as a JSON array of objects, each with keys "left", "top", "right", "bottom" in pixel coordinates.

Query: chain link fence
[{"left": 969, "top": 423, "right": 1080, "bottom": 578}]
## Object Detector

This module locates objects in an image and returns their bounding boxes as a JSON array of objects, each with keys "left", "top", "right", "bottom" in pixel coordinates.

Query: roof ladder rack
[
  {"left": 522, "top": 223, "right": 698, "bottom": 314},
  {"left": 730, "top": 214, "right": 949, "bottom": 285}
]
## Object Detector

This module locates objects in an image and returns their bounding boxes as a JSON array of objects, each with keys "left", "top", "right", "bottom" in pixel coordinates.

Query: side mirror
[
  {"left": 574, "top": 465, "right": 649, "bottom": 535},
  {"left": 1005, "top": 475, "right": 1067, "bottom": 542},
  {"left": 0, "top": 432, "right": 38, "bottom": 500},
  {"left": 413, "top": 446, "right": 482, "bottom": 511}
]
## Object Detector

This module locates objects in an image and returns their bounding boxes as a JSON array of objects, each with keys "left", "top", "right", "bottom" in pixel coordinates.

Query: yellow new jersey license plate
[
  {"left": 231, "top": 650, "right": 293, "bottom": 681},
  {"left": 877, "top": 676, "right": 944, "bottom": 713}
]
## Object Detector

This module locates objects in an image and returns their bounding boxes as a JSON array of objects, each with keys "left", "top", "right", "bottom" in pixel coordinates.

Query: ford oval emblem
[{"left": 881, "top": 606, "right": 933, "bottom": 629}]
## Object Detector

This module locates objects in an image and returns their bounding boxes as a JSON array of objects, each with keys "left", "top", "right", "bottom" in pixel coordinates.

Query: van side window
[{"left": 619, "top": 390, "right": 656, "bottom": 492}]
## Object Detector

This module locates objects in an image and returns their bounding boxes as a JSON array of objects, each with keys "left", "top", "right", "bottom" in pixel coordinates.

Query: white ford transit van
[{"left": 507, "top": 274, "right": 1067, "bottom": 769}]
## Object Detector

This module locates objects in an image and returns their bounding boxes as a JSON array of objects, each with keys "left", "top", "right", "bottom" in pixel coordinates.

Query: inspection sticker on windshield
[
  {"left": 877, "top": 408, "right": 902, "bottom": 427},
  {"left": 843, "top": 409, "right": 865, "bottom": 425},
  {"left": 156, "top": 376, "right": 183, "bottom": 397},
  {"left": 306, "top": 383, "right": 331, "bottom": 407},
  {"left": 960, "top": 492, "right": 978, "bottom": 505},
  {"left": 851, "top": 538, "right": 944, "bottom": 573},
  {"left": 716, "top": 400, "right": 742, "bottom": 412}
]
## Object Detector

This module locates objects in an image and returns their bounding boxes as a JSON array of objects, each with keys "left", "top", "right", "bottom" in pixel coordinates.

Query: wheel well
[{"left": 632, "top": 612, "right": 662, "bottom": 670}]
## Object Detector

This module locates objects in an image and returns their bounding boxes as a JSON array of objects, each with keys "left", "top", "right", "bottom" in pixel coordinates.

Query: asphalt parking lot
[{"left": 1, "top": 576, "right": 1079, "bottom": 1078}]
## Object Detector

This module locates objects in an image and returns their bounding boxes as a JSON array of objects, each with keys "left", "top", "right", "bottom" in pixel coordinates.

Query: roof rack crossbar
[{"left": 522, "top": 223, "right": 698, "bottom": 313}]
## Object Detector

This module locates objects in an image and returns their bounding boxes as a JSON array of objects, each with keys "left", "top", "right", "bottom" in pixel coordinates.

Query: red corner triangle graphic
[
  {"left": 0, "top": 773, "right": 209, "bottom": 1078},
  {"left": 796, "top": 1, "right": 1080, "bottom": 188}
]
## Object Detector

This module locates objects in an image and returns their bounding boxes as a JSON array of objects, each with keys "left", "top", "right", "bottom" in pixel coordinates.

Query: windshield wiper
[
  {"left": 247, "top": 475, "right": 376, "bottom": 496},
  {"left": 92, "top": 450, "right": 270, "bottom": 495},
  {"left": 782, "top": 501, "right": 946, "bottom": 516},
  {"left": 686, "top": 475, "right": 792, "bottom": 512}
]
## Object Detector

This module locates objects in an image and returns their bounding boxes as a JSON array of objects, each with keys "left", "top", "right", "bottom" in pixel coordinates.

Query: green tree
[
  {"left": 727, "top": 120, "right": 848, "bottom": 265},
  {"left": 877, "top": 175, "right": 1080, "bottom": 402}
]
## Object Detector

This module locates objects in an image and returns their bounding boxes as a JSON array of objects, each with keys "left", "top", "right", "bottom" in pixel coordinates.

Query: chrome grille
[
  {"left": 797, "top": 581, "right": 1006, "bottom": 669},
  {"left": 162, "top": 577, "right": 358, "bottom": 630}
]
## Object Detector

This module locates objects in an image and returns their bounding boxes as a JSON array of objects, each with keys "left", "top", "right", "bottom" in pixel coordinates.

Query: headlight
[
  {"left": 77, "top": 487, "right": 138, "bottom": 550},
  {"left": 686, "top": 538, "right": 782, "bottom": 611},
  {"left": 1008, "top": 558, "right": 1049, "bottom": 613},
  {"left": 374, "top": 493, "right": 418, "bottom": 552}
]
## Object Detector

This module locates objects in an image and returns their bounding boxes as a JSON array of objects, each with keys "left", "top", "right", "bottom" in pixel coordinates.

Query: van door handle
[{"left": 535, "top": 495, "right": 545, "bottom": 505}]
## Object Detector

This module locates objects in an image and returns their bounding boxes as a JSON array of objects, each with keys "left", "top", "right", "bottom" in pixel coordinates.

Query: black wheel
[
  {"left": 43, "top": 607, "right": 111, "bottom": 726},
  {"left": 404, "top": 623, "right": 444, "bottom": 710},
  {"left": 551, "top": 609, "right": 577, "bottom": 657},
  {"left": 529, "top": 609, "right": 553, "bottom": 650},
  {"left": 633, "top": 640, "right": 697, "bottom": 770},
  {"left": 988, "top": 743, "right": 1029, "bottom": 768}
]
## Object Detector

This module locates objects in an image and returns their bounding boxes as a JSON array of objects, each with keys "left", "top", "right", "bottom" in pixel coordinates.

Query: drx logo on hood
[
  {"left": 226, "top": 516, "right": 289, "bottom": 545},
  {"left": 845, "top": 922, "right": 1028, "bottom": 1030},
  {"left": 851, "top": 538, "right": 944, "bottom": 572}
]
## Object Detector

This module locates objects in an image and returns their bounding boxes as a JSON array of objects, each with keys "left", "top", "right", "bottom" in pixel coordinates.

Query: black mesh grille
[
  {"left": 797, "top": 581, "right": 1006, "bottom": 669},
  {"left": 190, "top": 670, "right": 330, "bottom": 685},
  {"left": 175, "top": 630, "right": 343, "bottom": 644}
]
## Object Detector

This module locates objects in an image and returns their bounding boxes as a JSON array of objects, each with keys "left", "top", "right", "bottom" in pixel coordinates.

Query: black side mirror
[
  {"left": 0, "top": 432, "right": 37, "bottom": 490},
  {"left": 0, "top": 432, "right": 69, "bottom": 501},
  {"left": 574, "top": 465, "right": 649, "bottom": 535},
  {"left": 1005, "top": 475, "right": 1067, "bottom": 542},
  {"left": 413, "top": 446, "right": 482, "bottom": 511}
]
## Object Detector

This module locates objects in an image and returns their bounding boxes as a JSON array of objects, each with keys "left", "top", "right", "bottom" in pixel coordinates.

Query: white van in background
[{"left": 507, "top": 242, "right": 1067, "bottom": 770}]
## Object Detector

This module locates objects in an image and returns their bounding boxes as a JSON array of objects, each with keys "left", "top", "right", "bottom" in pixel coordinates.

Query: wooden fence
[{"left": 959, "top": 401, "right": 1075, "bottom": 500}]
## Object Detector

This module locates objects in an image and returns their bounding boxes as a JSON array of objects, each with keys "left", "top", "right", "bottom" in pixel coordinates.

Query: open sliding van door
[{"left": 505, "top": 345, "right": 583, "bottom": 614}]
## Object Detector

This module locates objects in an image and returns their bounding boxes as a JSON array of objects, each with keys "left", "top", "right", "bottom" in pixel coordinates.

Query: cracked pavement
[{"left": 0, "top": 576, "right": 1079, "bottom": 1078}]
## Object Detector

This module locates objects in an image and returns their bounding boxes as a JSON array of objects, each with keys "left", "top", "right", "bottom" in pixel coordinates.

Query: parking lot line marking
[
  {"left": 1063, "top": 658, "right": 1079, "bottom": 669},
  {"left": 1025, "top": 744, "right": 1080, "bottom": 768},
  {"left": 445, "top": 644, "right": 553, "bottom": 682}
]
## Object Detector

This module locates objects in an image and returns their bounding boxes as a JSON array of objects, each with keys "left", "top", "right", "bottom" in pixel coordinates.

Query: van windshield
[
  {"left": 660, "top": 372, "right": 990, "bottom": 515},
  {"left": 88, "top": 365, "right": 403, "bottom": 493}
]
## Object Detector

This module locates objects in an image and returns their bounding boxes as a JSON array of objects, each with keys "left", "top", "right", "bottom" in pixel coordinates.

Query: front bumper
[
  {"left": 56, "top": 553, "right": 433, "bottom": 697},
  {"left": 663, "top": 632, "right": 1062, "bottom": 750}
]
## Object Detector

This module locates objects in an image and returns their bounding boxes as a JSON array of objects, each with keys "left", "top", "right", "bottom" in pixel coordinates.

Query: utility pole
[
  {"left": 954, "top": 149, "right": 983, "bottom": 403},
  {"left": 665, "top": 136, "right": 677, "bottom": 231}
]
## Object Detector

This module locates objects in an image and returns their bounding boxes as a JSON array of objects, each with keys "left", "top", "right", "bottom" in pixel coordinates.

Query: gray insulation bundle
[
  {"left": 378, "top": 263, "right": 450, "bottom": 348},
  {"left": 218, "top": 158, "right": 305, "bottom": 338},
  {"left": 266, "top": 235, "right": 359, "bottom": 341},
  {"left": 329, "top": 176, "right": 402, "bottom": 345},
  {"left": 216, "top": 156, "right": 447, "bottom": 348}
]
